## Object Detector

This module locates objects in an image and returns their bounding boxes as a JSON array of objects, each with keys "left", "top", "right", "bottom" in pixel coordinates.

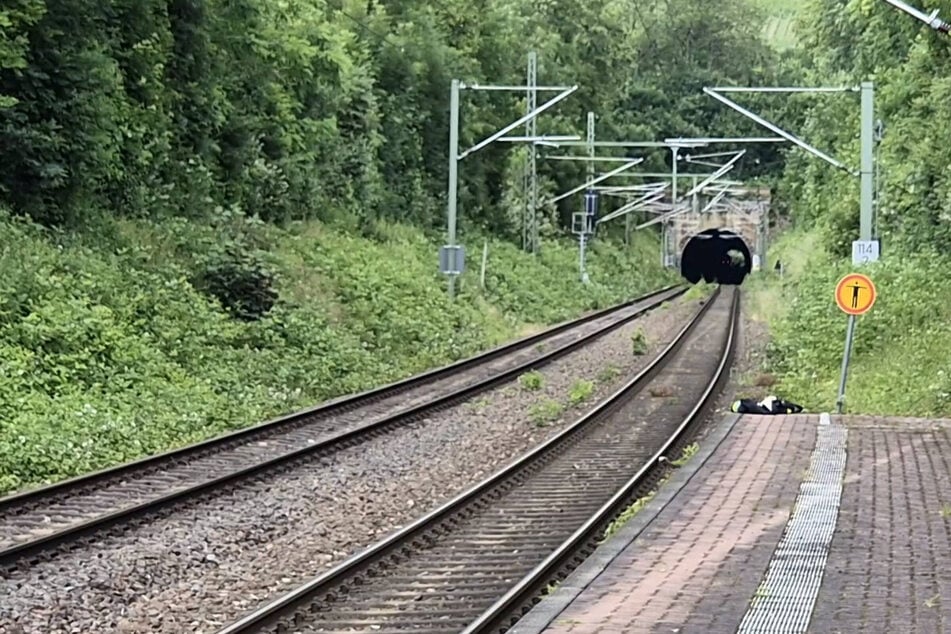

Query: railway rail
[
  {"left": 216, "top": 285, "right": 739, "bottom": 634},
  {"left": 0, "top": 284, "right": 684, "bottom": 568}
]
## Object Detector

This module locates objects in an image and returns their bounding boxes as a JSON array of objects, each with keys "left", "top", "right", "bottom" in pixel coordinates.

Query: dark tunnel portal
[{"left": 680, "top": 228, "right": 752, "bottom": 286}]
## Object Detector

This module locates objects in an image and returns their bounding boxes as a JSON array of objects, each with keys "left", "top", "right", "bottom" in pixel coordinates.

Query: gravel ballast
[{"left": 0, "top": 295, "right": 704, "bottom": 634}]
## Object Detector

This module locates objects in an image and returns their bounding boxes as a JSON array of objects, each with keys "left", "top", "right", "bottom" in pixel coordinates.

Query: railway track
[
  {"left": 216, "top": 285, "right": 739, "bottom": 634},
  {"left": 0, "top": 285, "right": 683, "bottom": 568}
]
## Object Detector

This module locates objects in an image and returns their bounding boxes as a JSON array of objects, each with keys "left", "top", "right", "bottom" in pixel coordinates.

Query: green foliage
[
  {"left": 196, "top": 247, "right": 278, "bottom": 321},
  {"left": 672, "top": 442, "right": 699, "bottom": 467},
  {"left": 529, "top": 399, "right": 564, "bottom": 427},
  {"left": 519, "top": 371, "right": 544, "bottom": 391},
  {"left": 0, "top": 212, "right": 673, "bottom": 493},
  {"left": 568, "top": 379, "right": 595, "bottom": 406},
  {"left": 752, "top": 1, "right": 951, "bottom": 419},
  {"left": 683, "top": 282, "right": 715, "bottom": 301},
  {"left": 778, "top": 0, "right": 951, "bottom": 257},
  {"left": 602, "top": 488, "right": 658, "bottom": 541},
  {"left": 759, "top": 231, "right": 951, "bottom": 417},
  {"left": 751, "top": 0, "right": 801, "bottom": 49},
  {"left": 0, "top": 1, "right": 45, "bottom": 108},
  {"left": 596, "top": 364, "right": 621, "bottom": 383},
  {"left": 0, "top": 0, "right": 787, "bottom": 232},
  {"left": 630, "top": 328, "right": 648, "bottom": 355}
]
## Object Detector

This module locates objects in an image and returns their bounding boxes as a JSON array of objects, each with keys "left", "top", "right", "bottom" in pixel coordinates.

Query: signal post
[{"left": 834, "top": 272, "right": 877, "bottom": 414}]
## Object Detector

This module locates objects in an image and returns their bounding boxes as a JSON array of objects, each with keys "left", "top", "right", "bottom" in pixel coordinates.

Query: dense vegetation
[
  {"left": 0, "top": 0, "right": 783, "bottom": 233},
  {"left": 3, "top": 0, "right": 950, "bottom": 491},
  {"left": 0, "top": 0, "right": 776, "bottom": 492},
  {"left": 0, "top": 211, "right": 675, "bottom": 493},
  {"left": 757, "top": 0, "right": 951, "bottom": 415}
]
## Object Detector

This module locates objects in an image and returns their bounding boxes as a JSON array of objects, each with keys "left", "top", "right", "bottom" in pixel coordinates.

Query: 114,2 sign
[{"left": 852, "top": 239, "right": 880, "bottom": 265}]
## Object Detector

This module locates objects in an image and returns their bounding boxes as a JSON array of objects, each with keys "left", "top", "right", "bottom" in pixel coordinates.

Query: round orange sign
[{"left": 835, "top": 273, "right": 876, "bottom": 315}]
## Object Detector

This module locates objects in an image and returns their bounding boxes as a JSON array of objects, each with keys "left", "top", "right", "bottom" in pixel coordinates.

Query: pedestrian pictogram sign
[{"left": 835, "top": 273, "right": 876, "bottom": 315}]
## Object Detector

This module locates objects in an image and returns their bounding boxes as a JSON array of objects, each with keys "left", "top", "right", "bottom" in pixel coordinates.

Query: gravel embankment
[
  {"left": 0, "top": 290, "right": 672, "bottom": 551},
  {"left": 0, "top": 295, "right": 702, "bottom": 634}
]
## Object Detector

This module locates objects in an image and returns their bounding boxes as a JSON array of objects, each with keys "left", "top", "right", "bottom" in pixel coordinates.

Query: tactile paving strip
[{"left": 736, "top": 413, "right": 847, "bottom": 633}]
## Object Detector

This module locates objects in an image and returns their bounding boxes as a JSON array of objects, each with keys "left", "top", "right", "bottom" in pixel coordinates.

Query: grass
[
  {"left": 529, "top": 399, "right": 564, "bottom": 426},
  {"left": 747, "top": 226, "right": 951, "bottom": 417},
  {"left": 519, "top": 371, "right": 544, "bottom": 391},
  {"left": 630, "top": 328, "right": 648, "bottom": 355},
  {"left": 671, "top": 442, "right": 699, "bottom": 467},
  {"left": 568, "top": 379, "right": 595, "bottom": 406},
  {"left": 602, "top": 488, "right": 659, "bottom": 541},
  {"left": 597, "top": 364, "right": 621, "bottom": 383},
  {"left": 683, "top": 281, "right": 716, "bottom": 301},
  {"left": 467, "top": 396, "right": 492, "bottom": 411},
  {"left": 601, "top": 443, "right": 700, "bottom": 543},
  {"left": 0, "top": 210, "right": 675, "bottom": 495}
]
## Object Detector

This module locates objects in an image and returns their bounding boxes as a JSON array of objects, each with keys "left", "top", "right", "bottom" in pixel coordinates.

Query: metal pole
[
  {"left": 587, "top": 112, "right": 595, "bottom": 181},
  {"left": 860, "top": 82, "right": 874, "bottom": 242},
  {"left": 879, "top": 0, "right": 951, "bottom": 32},
  {"left": 692, "top": 176, "right": 698, "bottom": 213},
  {"left": 579, "top": 234, "right": 587, "bottom": 282},
  {"left": 835, "top": 315, "right": 858, "bottom": 414},
  {"left": 526, "top": 52, "right": 538, "bottom": 254},
  {"left": 480, "top": 240, "right": 489, "bottom": 290},
  {"left": 580, "top": 112, "right": 594, "bottom": 274},
  {"left": 522, "top": 142, "right": 529, "bottom": 252},
  {"left": 549, "top": 159, "right": 644, "bottom": 204},
  {"left": 664, "top": 146, "right": 679, "bottom": 267},
  {"left": 447, "top": 78, "right": 460, "bottom": 299},
  {"left": 460, "top": 86, "right": 577, "bottom": 159}
]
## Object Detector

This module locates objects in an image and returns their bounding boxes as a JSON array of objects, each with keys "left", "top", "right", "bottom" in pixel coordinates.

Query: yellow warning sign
[{"left": 835, "top": 273, "right": 876, "bottom": 315}]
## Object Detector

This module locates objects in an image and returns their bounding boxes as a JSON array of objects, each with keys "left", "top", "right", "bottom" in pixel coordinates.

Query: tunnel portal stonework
[{"left": 668, "top": 188, "right": 770, "bottom": 270}]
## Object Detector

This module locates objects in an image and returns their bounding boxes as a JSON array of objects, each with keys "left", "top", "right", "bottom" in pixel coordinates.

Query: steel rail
[
  {"left": 215, "top": 287, "right": 731, "bottom": 634},
  {"left": 0, "top": 284, "right": 679, "bottom": 511},
  {"left": 0, "top": 285, "right": 685, "bottom": 566},
  {"left": 464, "top": 287, "right": 739, "bottom": 634}
]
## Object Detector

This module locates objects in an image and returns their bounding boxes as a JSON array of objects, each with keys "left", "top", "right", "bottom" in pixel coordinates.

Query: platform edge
[{"left": 507, "top": 412, "right": 744, "bottom": 634}]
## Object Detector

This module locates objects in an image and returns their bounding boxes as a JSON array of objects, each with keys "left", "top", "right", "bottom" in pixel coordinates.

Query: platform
[{"left": 510, "top": 413, "right": 951, "bottom": 634}]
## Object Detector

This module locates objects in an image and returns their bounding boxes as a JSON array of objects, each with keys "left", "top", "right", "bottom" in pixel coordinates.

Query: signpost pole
[
  {"left": 665, "top": 146, "right": 679, "bottom": 267},
  {"left": 447, "top": 79, "right": 461, "bottom": 299},
  {"left": 833, "top": 272, "right": 877, "bottom": 414},
  {"left": 578, "top": 112, "right": 595, "bottom": 280},
  {"left": 579, "top": 232, "right": 586, "bottom": 282},
  {"left": 860, "top": 82, "right": 875, "bottom": 242},
  {"left": 835, "top": 314, "right": 858, "bottom": 414}
]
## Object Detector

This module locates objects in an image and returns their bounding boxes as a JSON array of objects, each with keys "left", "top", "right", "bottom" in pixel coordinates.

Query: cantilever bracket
[{"left": 703, "top": 87, "right": 857, "bottom": 175}]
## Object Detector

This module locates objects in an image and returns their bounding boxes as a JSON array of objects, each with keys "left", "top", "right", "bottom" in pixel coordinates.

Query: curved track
[
  {"left": 216, "top": 286, "right": 739, "bottom": 634},
  {"left": 0, "top": 285, "right": 683, "bottom": 567}
]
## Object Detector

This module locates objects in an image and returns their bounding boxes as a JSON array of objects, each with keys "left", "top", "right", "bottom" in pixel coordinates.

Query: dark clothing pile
[{"left": 730, "top": 395, "right": 804, "bottom": 415}]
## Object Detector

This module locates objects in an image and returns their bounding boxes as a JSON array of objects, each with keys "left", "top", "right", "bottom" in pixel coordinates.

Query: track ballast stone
[
  {"left": 0, "top": 290, "right": 676, "bottom": 552},
  {"left": 0, "top": 296, "right": 701, "bottom": 634}
]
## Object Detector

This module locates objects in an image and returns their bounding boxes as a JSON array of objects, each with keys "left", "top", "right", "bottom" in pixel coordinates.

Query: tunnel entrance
[{"left": 680, "top": 228, "right": 752, "bottom": 286}]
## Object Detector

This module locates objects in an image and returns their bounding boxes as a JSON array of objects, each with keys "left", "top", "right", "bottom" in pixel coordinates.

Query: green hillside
[{"left": 3, "top": 0, "right": 951, "bottom": 493}]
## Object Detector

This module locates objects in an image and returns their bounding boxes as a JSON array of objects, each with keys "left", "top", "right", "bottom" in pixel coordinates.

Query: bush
[
  {"left": 197, "top": 247, "right": 278, "bottom": 321},
  {"left": 0, "top": 213, "right": 674, "bottom": 494},
  {"left": 761, "top": 232, "right": 951, "bottom": 417}
]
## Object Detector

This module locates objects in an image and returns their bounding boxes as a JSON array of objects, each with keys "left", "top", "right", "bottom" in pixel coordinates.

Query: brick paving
[
  {"left": 515, "top": 414, "right": 951, "bottom": 634},
  {"left": 808, "top": 417, "right": 951, "bottom": 634},
  {"left": 536, "top": 414, "right": 817, "bottom": 634}
]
